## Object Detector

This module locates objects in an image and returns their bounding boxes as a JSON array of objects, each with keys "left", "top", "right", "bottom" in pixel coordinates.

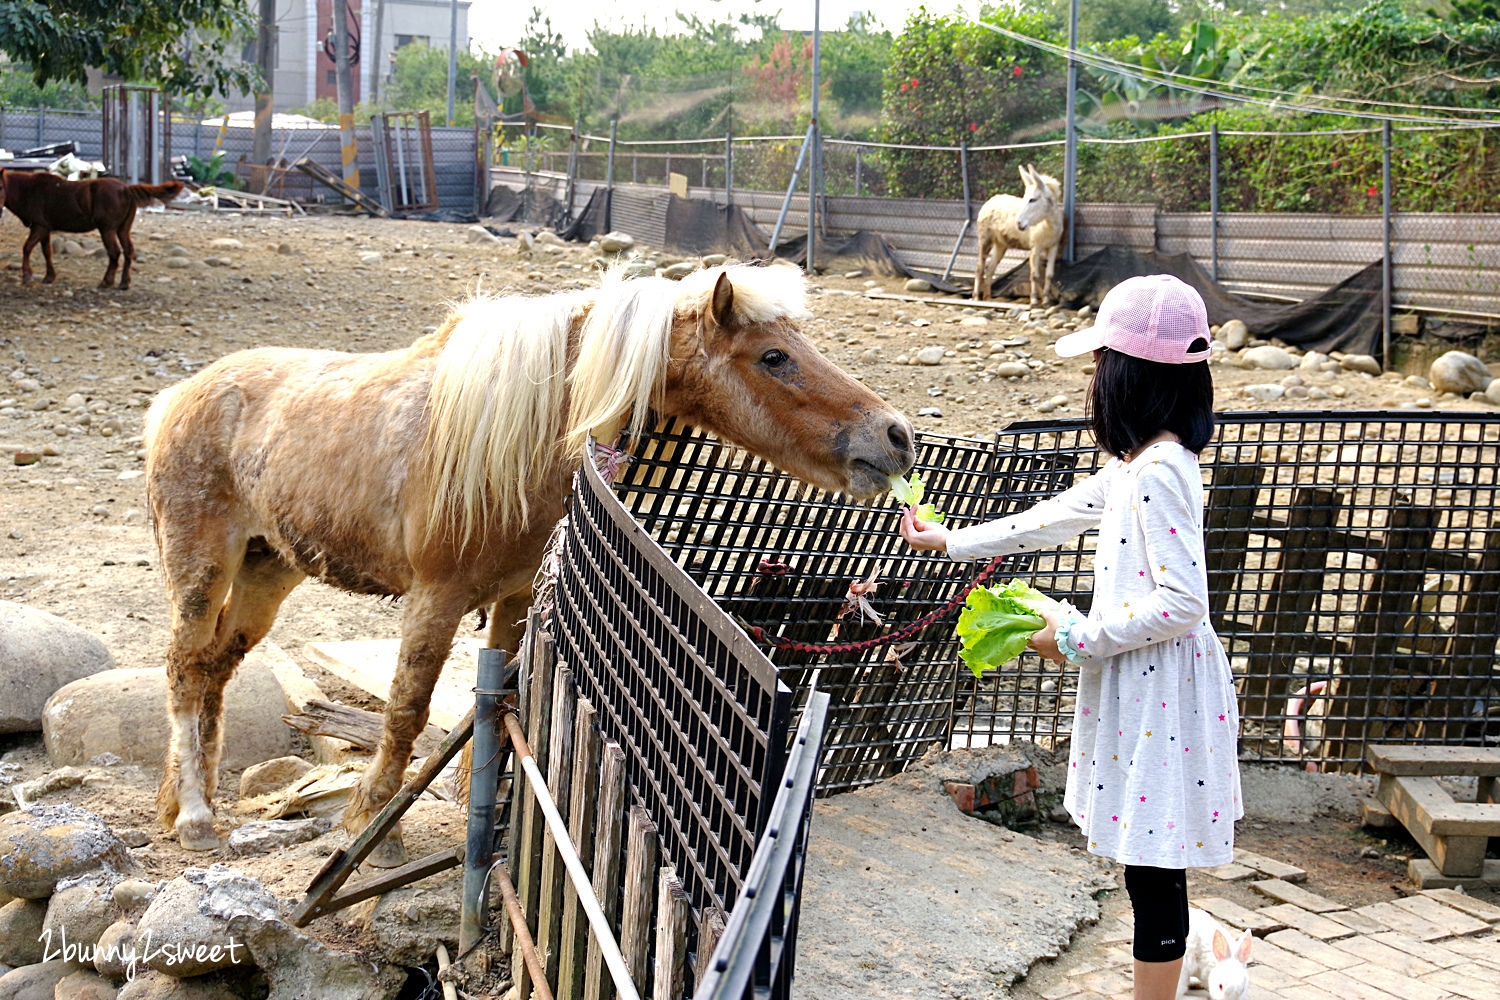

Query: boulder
[
  {"left": 464, "top": 226, "right": 500, "bottom": 245},
  {"left": 54, "top": 969, "right": 118, "bottom": 1000},
  {"left": 915, "top": 346, "right": 946, "bottom": 366},
  {"left": 43, "top": 651, "right": 293, "bottom": 770},
  {"left": 0, "top": 601, "right": 114, "bottom": 733},
  {"left": 0, "top": 805, "right": 133, "bottom": 899},
  {"left": 111, "top": 880, "right": 159, "bottom": 913},
  {"left": 1243, "top": 384, "right": 1286, "bottom": 402},
  {"left": 995, "top": 362, "right": 1030, "bottom": 379},
  {"left": 135, "top": 869, "right": 264, "bottom": 978},
  {"left": 1241, "top": 346, "right": 1297, "bottom": 371},
  {"left": 1299, "top": 351, "right": 1331, "bottom": 370},
  {"left": 0, "top": 896, "right": 48, "bottom": 965},
  {"left": 620, "top": 260, "right": 655, "bottom": 280},
  {"left": 44, "top": 874, "right": 122, "bottom": 957},
  {"left": 117, "top": 969, "right": 268, "bottom": 1000},
  {"left": 1429, "top": 350, "right": 1493, "bottom": 395},
  {"left": 1219, "top": 319, "right": 1249, "bottom": 351},
  {"left": 95, "top": 918, "right": 138, "bottom": 979},
  {"left": 903, "top": 278, "right": 932, "bottom": 293},
  {"left": 208, "top": 239, "right": 243, "bottom": 251},
  {"left": 701, "top": 253, "right": 727, "bottom": 268},
  {"left": 1487, "top": 380, "right": 1500, "bottom": 406},
  {"left": 661, "top": 261, "right": 696, "bottom": 280},
  {"left": 1340, "top": 354, "right": 1382, "bottom": 375},
  {"left": 0, "top": 959, "right": 76, "bottom": 1000},
  {"left": 237, "top": 758, "right": 313, "bottom": 800},
  {"left": 364, "top": 881, "right": 460, "bottom": 965},
  {"left": 533, "top": 230, "right": 565, "bottom": 247},
  {"left": 598, "top": 232, "right": 634, "bottom": 254}
]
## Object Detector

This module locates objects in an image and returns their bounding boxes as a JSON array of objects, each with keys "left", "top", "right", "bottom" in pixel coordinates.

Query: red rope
[{"left": 745, "top": 556, "right": 1006, "bottom": 656}]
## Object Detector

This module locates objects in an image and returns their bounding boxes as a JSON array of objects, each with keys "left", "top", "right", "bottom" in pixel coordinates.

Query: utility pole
[
  {"left": 1063, "top": 0, "right": 1079, "bottom": 263},
  {"left": 333, "top": 0, "right": 360, "bottom": 197},
  {"left": 371, "top": 0, "right": 386, "bottom": 104},
  {"left": 252, "top": 0, "right": 275, "bottom": 166},
  {"left": 446, "top": 0, "right": 460, "bottom": 126}
]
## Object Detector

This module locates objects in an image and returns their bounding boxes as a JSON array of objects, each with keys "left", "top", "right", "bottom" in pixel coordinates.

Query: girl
[{"left": 900, "top": 274, "right": 1242, "bottom": 1000}]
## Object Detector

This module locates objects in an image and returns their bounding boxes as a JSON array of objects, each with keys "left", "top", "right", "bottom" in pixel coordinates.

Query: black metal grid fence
[
  {"left": 551, "top": 451, "right": 792, "bottom": 921},
  {"left": 615, "top": 413, "right": 1500, "bottom": 782}
]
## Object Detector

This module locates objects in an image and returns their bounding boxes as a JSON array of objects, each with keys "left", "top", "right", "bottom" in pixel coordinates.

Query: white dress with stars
[{"left": 946, "top": 440, "right": 1243, "bottom": 869}]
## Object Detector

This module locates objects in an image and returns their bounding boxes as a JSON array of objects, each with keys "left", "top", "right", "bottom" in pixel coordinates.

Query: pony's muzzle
[{"left": 841, "top": 412, "right": 916, "bottom": 497}]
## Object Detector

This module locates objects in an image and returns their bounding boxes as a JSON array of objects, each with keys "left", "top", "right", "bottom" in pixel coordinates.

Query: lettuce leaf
[
  {"left": 954, "top": 579, "right": 1059, "bottom": 678},
  {"left": 890, "top": 473, "right": 945, "bottom": 523}
]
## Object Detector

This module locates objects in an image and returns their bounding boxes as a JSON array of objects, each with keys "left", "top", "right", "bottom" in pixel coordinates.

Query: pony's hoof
[
  {"left": 176, "top": 817, "right": 220, "bottom": 851},
  {"left": 363, "top": 833, "right": 408, "bottom": 869}
]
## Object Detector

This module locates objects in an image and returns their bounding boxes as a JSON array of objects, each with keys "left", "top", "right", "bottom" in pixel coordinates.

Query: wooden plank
[
  {"left": 537, "top": 665, "right": 577, "bottom": 988},
  {"left": 694, "top": 906, "right": 728, "bottom": 992},
  {"left": 619, "top": 806, "right": 659, "bottom": 991},
  {"left": 1361, "top": 795, "right": 1398, "bottom": 829},
  {"left": 1415, "top": 966, "right": 1500, "bottom": 1000},
  {"left": 652, "top": 868, "right": 690, "bottom": 1000},
  {"left": 584, "top": 743, "right": 628, "bottom": 1000},
  {"left": 1379, "top": 775, "right": 1491, "bottom": 877},
  {"left": 1236, "top": 849, "right": 1309, "bottom": 884},
  {"left": 1369, "top": 930, "right": 1464, "bottom": 969},
  {"left": 1316, "top": 962, "right": 1452, "bottom": 1000},
  {"left": 1206, "top": 862, "right": 1259, "bottom": 882},
  {"left": 558, "top": 696, "right": 603, "bottom": 1000},
  {"left": 1332, "top": 931, "right": 1446, "bottom": 977},
  {"left": 1358, "top": 900, "right": 1459, "bottom": 942},
  {"left": 1250, "top": 879, "right": 1344, "bottom": 913},
  {"left": 1423, "top": 888, "right": 1500, "bottom": 925},
  {"left": 1408, "top": 857, "right": 1500, "bottom": 890},
  {"left": 303, "top": 637, "right": 482, "bottom": 730},
  {"left": 513, "top": 633, "right": 556, "bottom": 1000},
  {"left": 1388, "top": 895, "right": 1493, "bottom": 937},
  {"left": 1367, "top": 745, "right": 1500, "bottom": 777},
  {"left": 1264, "top": 928, "right": 1362, "bottom": 970},
  {"left": 1193, "top": 896, "right": 1284, "bottom": 935},
  {"left": 1256, "top": 903, "right": 1357, "bottom": 941},
  {"left": 1324, "top": 907, "right": 1392, "bottom": 936}
]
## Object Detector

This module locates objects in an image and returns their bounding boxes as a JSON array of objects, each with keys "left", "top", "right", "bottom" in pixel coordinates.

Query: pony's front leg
[
  {"left": 344, "top": 589, "right": 468, "bottom": 867},
  {"left": 1042, "top": 242, "right": 1059, "bottom": 307},
  {"left": 20, "top": 228, "right": 45, "bottom": 283},
  {"left": 1028, "top": 245, "right": 1043, "bottom": 307}
]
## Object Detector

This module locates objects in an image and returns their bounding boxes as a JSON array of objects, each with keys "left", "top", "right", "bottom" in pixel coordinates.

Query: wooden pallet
[{"left": 1367, "top": 744, "right": 1500, "bottom": 882}]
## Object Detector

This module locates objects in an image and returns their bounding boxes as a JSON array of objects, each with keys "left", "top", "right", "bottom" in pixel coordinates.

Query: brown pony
[
  {"left": 144, "top": 263, "right": 915, "bottom": 863},
  {"left": 0, "top": 170, "right": 183, "bottom": 289}
]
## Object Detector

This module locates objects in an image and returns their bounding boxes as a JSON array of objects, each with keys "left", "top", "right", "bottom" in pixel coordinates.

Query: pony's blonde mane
[{"left": 423, "top": 262, "right": 808, "bottom": 546}]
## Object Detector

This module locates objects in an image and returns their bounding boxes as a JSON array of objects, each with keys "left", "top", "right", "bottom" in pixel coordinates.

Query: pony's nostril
[{"left": 887, "top": 419, "right": 911, "bottom": 453}]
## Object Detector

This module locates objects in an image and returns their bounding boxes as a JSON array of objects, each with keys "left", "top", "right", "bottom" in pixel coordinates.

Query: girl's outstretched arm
[
  {"left": 943, "top": 468, "right": 1110, "bottom": 563},
  {"left": 1062, "top": 460, "right": 1210, "bottom": 660}
]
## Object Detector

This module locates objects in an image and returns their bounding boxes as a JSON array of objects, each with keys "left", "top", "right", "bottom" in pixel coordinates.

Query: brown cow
[{"left": 0, "top": 170, "right": 183, "bottom": 289}]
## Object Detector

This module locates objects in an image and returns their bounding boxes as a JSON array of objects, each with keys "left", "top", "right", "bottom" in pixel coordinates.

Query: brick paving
[{"left": 1013, "top": 851, "right": 1500, "bottom": 999}]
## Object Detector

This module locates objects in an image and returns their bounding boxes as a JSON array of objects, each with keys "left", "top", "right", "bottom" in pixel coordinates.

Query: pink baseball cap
[{"left": 1054, "top": 274, "right": 1212, "bottom": 364}]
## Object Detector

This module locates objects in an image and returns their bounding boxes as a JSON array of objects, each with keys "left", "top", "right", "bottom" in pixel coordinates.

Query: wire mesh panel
[
  {"left": 617, "top": 414, "right": 1500, "bottom": 781},
  {"left": 551, "top": 451, "right": 792, "bottom": 919}
]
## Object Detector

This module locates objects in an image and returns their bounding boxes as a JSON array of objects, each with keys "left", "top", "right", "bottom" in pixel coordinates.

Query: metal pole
[
  {"left": 1209, "top": 122, "right": 1219, "bottom": 283},
  {"left": 446, "top": 0, "right": 459, "bottom": 126},
  {"left": 37, "top": 104, "right": 44, "bottom": 146},
  {"left": 724, "top": 131, "right": 733, "bottom": 206},
  {"left": 605, "top": 118, "right": 617, "bottom": 232},
  {"left": 564, "top": 115, "right": 580, "bottom": 222},
  {"left": 808, "top": 0, "right": 821, "bottom": 274},
  {"left": 854, "top": 146, "right": 862, "bottom": 197},
  {"left": 1063, "top": 0, "right": 1079, "bottom": 263},
  {"left": 769, "top": 123, "right": 816, "bottom": 256},
  {"left": 253, "top": 0, "right": 275, "bottom": 167},
  {"left": 460, "top": 648, "right": 505, "bottom": 953},
  {"left": 1382, "top": 119, "right": 1393, "bottom": 369},
  {"left": 944, "top": 137, "right": 974, "bottom": 285},
  {"left": 333, "top": 0, "right": 360, "bottom": 199}
]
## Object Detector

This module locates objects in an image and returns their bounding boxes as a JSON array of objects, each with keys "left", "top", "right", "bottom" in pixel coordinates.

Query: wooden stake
[
  {"left": 619, "top": 806, "right": 659, "bottom": 990},
  {"left": 559, "top": 696, "right": 602, "bottom": 998},
  {"left": 584, "top": 743, "right": 628, "bottom": 1000},
  {"left": 538, "top": 665, "right": 577, "bottom": 986}
]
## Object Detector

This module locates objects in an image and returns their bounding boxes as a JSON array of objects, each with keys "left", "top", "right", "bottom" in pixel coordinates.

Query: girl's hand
[
  {"left": 1027, "top": 606, "right": 1066, "bottom": 664},
  {"left": 899, "top": 508, "right": 949, "bottom": 552}
]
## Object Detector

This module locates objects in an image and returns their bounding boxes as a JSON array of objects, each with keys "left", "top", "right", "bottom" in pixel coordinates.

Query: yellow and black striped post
[{"left": 332, "top": 0, "right": 360, "bottom": 198}]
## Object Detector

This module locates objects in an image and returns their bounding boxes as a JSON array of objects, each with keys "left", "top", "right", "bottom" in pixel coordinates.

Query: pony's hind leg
[
  {"left": 117, "top": 221, "right": 136, "bottom": 290},
  {"left": 198, "top": 543, "right": 304, "bottom": 799},
  {"left": 99, "top": 229, "right": 122, "bottom": 288},
  {"left": 343, "top": 586, "right": 469, "bottom": 867}
]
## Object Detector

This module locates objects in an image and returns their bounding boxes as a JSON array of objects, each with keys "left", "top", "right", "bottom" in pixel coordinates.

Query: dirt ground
[{"left": 0, "top": 204, "right": 1495, "bottom": 992}]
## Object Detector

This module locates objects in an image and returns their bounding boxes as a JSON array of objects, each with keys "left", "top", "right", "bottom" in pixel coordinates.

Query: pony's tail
[{"left": 127, "top": 181, "right": 184, "bottom": 205}]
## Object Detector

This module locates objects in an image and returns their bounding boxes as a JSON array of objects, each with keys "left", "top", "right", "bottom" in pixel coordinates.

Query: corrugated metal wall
[
  {"left": 1, "top": 108, "right": 480, "bottom": 212},
  {"left": 505, "top": 169, "right": 1500, "bottom": 316}
]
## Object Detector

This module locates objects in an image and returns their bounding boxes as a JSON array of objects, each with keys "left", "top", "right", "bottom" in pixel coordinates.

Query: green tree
[
  {"left": 0, "top": 0, "right": 258, "bottom": 98},
  {"left": 0, "top": 66, "right": 96, "bottom": 107},
  {"left": 381, "top": 40, "right": 497, "bottom": 125}
]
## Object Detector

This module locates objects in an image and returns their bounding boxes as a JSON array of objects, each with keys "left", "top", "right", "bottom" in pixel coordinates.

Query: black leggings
[{"left": 1124, "top": 865, "right": 1189, "bottom": 962}]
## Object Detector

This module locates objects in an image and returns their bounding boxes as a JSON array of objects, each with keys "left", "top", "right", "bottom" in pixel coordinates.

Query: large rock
[
  {"left": 1340, "top": 353, "right": 1382, "bottom": 375},
  {"left": 44, "top": 873, "right": 123, "bottom": 958},
  {"left": 1218, "top": 319, "right": 1250, "bottom": 351},
  {"left": 915, "top": 346, "right": 946, "bottom": 366},
  {"left": 0, "top": 959, "right": 76, "bottom": 1000},
  {"left": 117, "top": 969, "right": 268, "bottom": 999},
  {"left": 0, "top": 896, "right": 48, "bottom": 964},
  {"left": 134, "top": 870, "right": 261, "bottom": 977},
  {"left": 237, "top": 758, "right": 313, "bottom": 800},
  {"left": 0, "top": 601, "right": 114, "bottom": 733},
  {"left": 0, "top": 805, "right": 133, "bottom": 899},
  {"left": 43, "top": 651, "right": 293, "bottom": 770},
  {"left": 95, "top": 918, "right": 138, "bottom": 979},
  {"left": 598, "top": 231, "right": 634, "bottom": 254},
  {"left": 364, "top": 881, "right": 460, "bottom": 965},
  {"left": 1429, "top": 350, "right": 1494, "bottom": 395},
  {"left": 54, "top": 969, "right": 119, "bottom": 1000},
  {"left": 1241, "top": 345, "right": 1297, "bottom": 370},
  {"left": 226, "top": 818, "right": 329, "bottom": 857}
]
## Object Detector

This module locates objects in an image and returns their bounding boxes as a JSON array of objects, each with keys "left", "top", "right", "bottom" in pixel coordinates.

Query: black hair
[{"left": 1085, "top": 347, "right": 1215, "bottom": 458}]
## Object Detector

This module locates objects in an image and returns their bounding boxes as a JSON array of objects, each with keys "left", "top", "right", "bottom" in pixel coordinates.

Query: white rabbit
[{"left": 1177, "top": 908, "right": 1252, "bottom": 999}]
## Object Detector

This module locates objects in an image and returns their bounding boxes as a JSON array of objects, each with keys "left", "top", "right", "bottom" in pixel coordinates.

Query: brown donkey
[
  {"left": 145, "top": 263, "right": 916, "bottom": 864},
  {"left": 1, "top": 170, "right": 183, "bottom": 289}
]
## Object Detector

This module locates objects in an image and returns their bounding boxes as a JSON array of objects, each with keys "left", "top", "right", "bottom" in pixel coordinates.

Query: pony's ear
[
  {"left": 1017, "top": 164, "right": 1031, "bottom": 186},
  {"left": 708, "top": 270, "right": 735, "bottom": 330}
]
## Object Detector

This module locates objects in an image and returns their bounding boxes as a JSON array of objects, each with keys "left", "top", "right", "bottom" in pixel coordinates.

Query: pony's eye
[{"left": 760, "top": 349, "right": 789, "bottom": 368}]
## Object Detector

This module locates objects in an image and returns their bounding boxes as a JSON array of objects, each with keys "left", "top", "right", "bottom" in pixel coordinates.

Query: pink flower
[
  {"left": 1367, "top": 185, "right": 1379, "bottom": 197},
  {"left": 910, "top": 77, "right": 919, "bottom": 88},
  {"left": 969, "top": 122, "right": 978, "bottom": 131},
  {"left": 899, "top": 83, "right": 908, "bottom": 92},
  {"left": 1013, "top": 65, "right": 1023, "bottom": 77}
]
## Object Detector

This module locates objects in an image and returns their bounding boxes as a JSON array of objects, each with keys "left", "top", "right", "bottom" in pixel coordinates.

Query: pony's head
[
  {"left": 1015, "top": 164, "right": 1061, "bottom": 232},
  {"left": 570, "top": 263, "right": 915, "bottom": 499}
]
